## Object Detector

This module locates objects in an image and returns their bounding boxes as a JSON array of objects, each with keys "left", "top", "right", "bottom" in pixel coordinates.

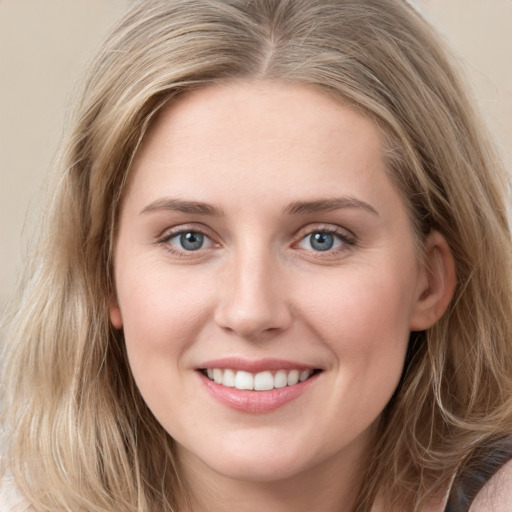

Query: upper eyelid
[
  {"left": 292, "top": 225, "right": 357, "bottom": 254},
  {"left": 155, "top": 223, "right": 355, "bottom": 248},
  {"left": 156, "top": 223, "right": 217, "bottom": 241},
  {"left": 293, "top": 223, "right": 355, "bottom": 240},
  {"left": 156, "top": 227, "right": 218, "bottom": 257}
]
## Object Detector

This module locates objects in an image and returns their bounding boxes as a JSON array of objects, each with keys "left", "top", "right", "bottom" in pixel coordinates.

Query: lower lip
[{"left": 198, "top": 371, "right": 320, "bottom": 413}]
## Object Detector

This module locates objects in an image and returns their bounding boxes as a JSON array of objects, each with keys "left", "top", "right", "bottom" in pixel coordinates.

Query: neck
[{"left": 175, "top": 438, "right": 369, "bottom": 512}]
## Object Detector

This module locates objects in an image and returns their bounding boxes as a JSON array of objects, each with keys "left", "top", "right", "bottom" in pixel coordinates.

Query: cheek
[
  {"left": 116, "top": 264, "right": 218, "bottom": 423},
  {"left": 116, "top": 263, "right": 215, "bottom": 369},
  {"left": 302, "top": 266, "right": 415, "bottom": 341},
  {"left": 315, "top": 272, "right": 413, "bottom": 429},
  {"left": 297, "top": 263, "right": 415, "bottom": 391}
]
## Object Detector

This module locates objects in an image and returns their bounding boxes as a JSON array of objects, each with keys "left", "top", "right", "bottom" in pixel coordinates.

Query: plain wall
[{"left": 1, "top": 0, "right": 511, "bottom": 314}]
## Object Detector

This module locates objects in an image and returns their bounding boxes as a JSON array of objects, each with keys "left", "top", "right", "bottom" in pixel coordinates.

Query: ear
[
  {"left": 409, "top": 230, "right": 456, "bottom": 332},
  {"left": 109, "top": 299, "right": 123, "bottom": 330}
]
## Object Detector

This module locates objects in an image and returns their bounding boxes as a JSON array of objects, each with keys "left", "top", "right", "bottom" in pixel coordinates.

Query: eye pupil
[
  {"left": 310, "top": 232, "right": 334, "bottom": 251},
  {"left": 180, "top": 232, "right": 204, "bottom": 250}
]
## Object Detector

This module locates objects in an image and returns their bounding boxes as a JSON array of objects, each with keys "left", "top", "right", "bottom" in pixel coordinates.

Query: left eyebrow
[
  {"left": 140, "top": 198, "right": 225, "bottom": 217},
  {"left": 283, "top": 197, "right": 379, "bottom": 216}
]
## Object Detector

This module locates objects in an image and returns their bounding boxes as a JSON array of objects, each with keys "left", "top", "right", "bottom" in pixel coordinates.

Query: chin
[
  {"left": 208, "top": 456, "right": 309, "bottom": 483},
  {"left": 178, "top": 437, "right": 318, "bottom": 484}
]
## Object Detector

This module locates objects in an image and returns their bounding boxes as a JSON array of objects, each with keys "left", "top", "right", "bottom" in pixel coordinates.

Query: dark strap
[{"left": 445, "top": 436, "right": 512, "bottom": 512}]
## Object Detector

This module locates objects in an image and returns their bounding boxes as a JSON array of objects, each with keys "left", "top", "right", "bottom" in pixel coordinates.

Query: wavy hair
[{"left": 2, "top": 1, "right": 511, "bottom": 511}]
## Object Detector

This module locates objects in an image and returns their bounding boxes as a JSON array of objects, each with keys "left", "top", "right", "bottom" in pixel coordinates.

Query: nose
[{"left": 214, "top": 250, "right": 292, "bottom": 340}]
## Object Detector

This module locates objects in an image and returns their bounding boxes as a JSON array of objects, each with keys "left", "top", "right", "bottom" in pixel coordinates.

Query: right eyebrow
[
  {"left": 140, "top": 198, "right": 225, "bottom": 217},
  {"left": 283, "top": 196, "right": 379, "bottom": 217}
]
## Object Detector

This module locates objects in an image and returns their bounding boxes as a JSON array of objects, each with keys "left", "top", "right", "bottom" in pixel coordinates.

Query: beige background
[{"left": 1, "top": 0, "right": 511, "bottom": 314}]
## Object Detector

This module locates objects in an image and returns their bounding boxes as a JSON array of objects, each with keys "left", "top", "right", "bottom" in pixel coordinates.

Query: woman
[{"left": 1, "top": 0, "right": 511, "bottom": 511}]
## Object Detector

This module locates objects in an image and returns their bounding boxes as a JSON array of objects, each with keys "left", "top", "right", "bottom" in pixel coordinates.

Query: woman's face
[{"left": 110, "top": 81, "right": 441, "bottom": 485}]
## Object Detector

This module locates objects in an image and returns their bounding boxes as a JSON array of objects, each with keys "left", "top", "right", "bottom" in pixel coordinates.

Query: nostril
[{"left": 214, "top": 309, "right": 289, "bottom": 339}]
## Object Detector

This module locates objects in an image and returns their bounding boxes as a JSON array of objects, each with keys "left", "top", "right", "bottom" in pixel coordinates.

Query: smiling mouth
[{"left": 201, "top": 368, "right": 321, "bottom": 391}]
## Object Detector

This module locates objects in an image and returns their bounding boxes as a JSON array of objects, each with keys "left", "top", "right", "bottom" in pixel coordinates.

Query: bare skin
[{"left": 111, "top": 81, "right": 456, "bottom": 512}]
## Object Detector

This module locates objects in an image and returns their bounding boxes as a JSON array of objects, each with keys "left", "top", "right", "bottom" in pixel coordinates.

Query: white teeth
[
  {"left": 274, "top": 370, "right": 288, "bottom": 389},
  {"left": 213, "top": 368, "right": 223, "bottom": 384},
  {"left": 235, "top": 370, "right": 254, "bottom": 390},
  {"left": 222, "top": 369, "right": 236, "bottom": 387},
  {"left": 299, "top": 370, "right": 310, "bottom": 382},
  {"left": 254, "top": 371, "right": 274, "bottom": 391},
  {"left": 204, "top": 368, "right": 315, "bottom": 390},
  {"left": 287, "top": 369, "right": 299, "bottom": 386}
]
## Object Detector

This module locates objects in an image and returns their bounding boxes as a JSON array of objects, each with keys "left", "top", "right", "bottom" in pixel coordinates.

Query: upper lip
[{"left": 198, "top": 357, "right": 320, "bottom": 373}]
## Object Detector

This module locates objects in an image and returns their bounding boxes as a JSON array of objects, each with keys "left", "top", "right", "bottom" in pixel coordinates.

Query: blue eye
[
  {"left": 309, "top": 232, "right": 335, "bottom": 251},
  {"left": 170, "top": 231, "right": 206, "bottom": 251},
  {"left": 298, "top": 230, "right": 349, "bottom": 252}
]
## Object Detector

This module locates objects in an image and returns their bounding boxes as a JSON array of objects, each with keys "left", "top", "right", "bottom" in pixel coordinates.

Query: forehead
[
  {"left": 127, "top": 81, "right": 390, "bottom": 202},
  {"left": 143, "top": 81, "right": 382, "bottom": 151}
]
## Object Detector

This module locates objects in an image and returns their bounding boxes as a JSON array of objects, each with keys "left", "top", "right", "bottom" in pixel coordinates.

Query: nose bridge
[{"left": 214, "top": 239, "right": 291, "bottom": 338}]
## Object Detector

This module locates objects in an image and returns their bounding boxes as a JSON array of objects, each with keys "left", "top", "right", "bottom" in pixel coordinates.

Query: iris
[
  {"left": 309, "top": 232, "right": 334, "bottom": 251},
  {"left": 180, "top": 232, "right": 204, "bottom": 251}
]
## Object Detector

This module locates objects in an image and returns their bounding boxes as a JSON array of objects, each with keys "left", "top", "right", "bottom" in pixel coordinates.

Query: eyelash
[
  {"left": 156, "top": 225, "right": 355, "bottom": 258},
  {"left": 295, "top": 226, "right": 355, "bottom": 256},
  {"left": 156, "top": 226, "right": 217, "bottom": 257}
]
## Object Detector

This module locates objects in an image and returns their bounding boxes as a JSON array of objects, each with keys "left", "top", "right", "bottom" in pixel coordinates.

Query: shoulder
[
  {"left": 469, "top": 458, "right": 512, "bottom": 511},
  {"left": 0, "top": 476, "right": 32, "bottom": 512}
]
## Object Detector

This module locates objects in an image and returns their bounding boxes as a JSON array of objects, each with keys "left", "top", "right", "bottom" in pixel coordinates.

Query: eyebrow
[
  {"left": 140, "top": 198, "right": 224, "bottom": 217},
  {"left": 140, "top": 196, "right": 378, "bottom": 218},
  {"left": 283, "top": 197, "right": 379, "bottom": 216}
]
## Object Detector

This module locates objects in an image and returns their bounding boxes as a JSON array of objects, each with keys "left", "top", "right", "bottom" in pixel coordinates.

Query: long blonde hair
[{"left": 2, "top": 1, "right": 511, "bottom": 511}]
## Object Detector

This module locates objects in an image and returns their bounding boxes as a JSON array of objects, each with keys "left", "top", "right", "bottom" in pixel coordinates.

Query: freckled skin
[{"left": 110, "top": 81, "right": 451, "bottom": 511}]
